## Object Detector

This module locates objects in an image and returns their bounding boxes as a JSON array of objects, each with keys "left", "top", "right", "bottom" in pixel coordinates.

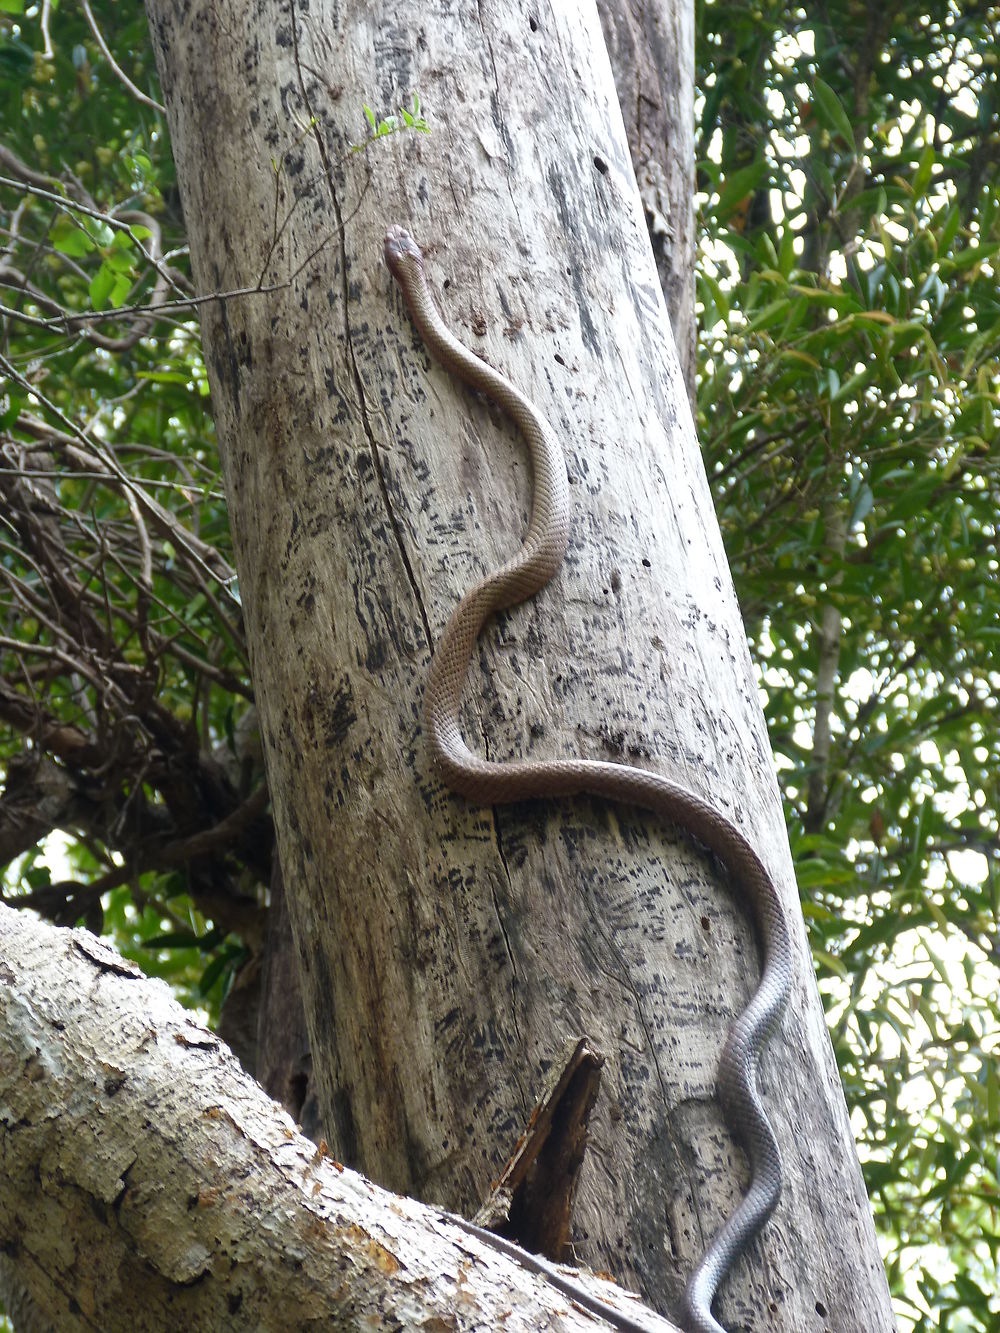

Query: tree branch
[{"left": 0, "top": 904, "right": 674, "bottom": 1332}]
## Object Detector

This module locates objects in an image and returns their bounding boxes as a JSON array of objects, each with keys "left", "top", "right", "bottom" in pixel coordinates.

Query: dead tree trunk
[{"left": 145, "top": 2, "right": 895, "bottom": 1330}]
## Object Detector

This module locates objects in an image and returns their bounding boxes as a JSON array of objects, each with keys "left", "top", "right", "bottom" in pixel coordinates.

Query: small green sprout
[{"left": 351, "top": 93, "right": 430, "bottom": 153}]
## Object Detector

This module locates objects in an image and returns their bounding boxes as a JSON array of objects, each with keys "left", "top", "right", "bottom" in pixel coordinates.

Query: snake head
[{"left": 384, "top": 225, "right": 425, "bottom": 282}]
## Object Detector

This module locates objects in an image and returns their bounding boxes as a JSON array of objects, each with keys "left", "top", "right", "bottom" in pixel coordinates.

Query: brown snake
[{"left": 385, "top": 225, "right": 791, "bottom": 1333}]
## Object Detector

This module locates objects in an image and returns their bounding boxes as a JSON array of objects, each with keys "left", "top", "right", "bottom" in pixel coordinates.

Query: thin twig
[
  {"left": 39, "top": 0, "right": 54, "bottom": 58},
  {"left": 0, "top": 173, "right": 184, "bottom": 304},
  {"left": 0, "top": 372, "right": 238, "bottom": 595},
  {"left": 78, "top": 0, "right": 166, "bottom": 114}
]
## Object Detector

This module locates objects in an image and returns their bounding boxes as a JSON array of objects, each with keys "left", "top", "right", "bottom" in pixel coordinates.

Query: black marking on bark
[
  {"left": 545, "top": 165, "right": 600, "bottom": 356},
  {"left": 290, "top": 3, "right": 432, "bottom": 659}
]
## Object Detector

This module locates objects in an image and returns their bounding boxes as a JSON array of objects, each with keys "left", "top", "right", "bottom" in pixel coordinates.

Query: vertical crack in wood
[{"left": 291, "top": 0, "right": 433, "bottom": 652}]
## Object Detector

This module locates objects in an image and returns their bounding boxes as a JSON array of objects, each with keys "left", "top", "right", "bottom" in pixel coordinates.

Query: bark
[
  {"left": 255, "top": 858, "right": 323, "bottom": 1136},
  {"left": 597, "top": 0, "right": 697, "bottom": 401},
  {"left": 142, "top": 2, "right": 895, "bottom": 1331},
  {"left": 0, "top": 903, "right": 671, "bottom": 1331}
]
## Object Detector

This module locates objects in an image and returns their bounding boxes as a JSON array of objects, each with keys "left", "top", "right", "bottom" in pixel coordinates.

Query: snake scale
[{"left": 385, "top": 224, "right": 792, "bottom": 1333}]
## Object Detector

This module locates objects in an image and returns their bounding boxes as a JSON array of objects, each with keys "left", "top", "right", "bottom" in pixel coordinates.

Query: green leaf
[
  {"left": 0, "top": 393, "right": 22, "bottom": 429},
  {"left": 143, "top": 930, "right": 201, "bottom": 948},
  {"left": 699, "top": 271, "right": 729, "bottom": 321},
  {"left": 715, "top": 158, "right": 769, "bottom": 220},
  {"left": 812, "top": 79, "right": 855, "bottom": 149},
  {"left": 197, "top": 952, "right": 230, "bottom": 994},
  {"left": 912, "top": 143, "right": 935, "bottom": 199},
  {"left": 813, "top": 949, "right": 849, "bottom": 978},
  {"left": 51, "top": 215, "right": 96, "bottom": 257},
  {"left": 134, "top": 371, "right": 192, "bottom": 384},
  {"left": 939, "top": 241, "right": 1000, "bottom": 274},
  {"left": 778, "top": 225, "right": 797, "bottom": 277},
  {"left": 106, "top": 247, "right": 134, "bottom": 274},
  {"left": 936, "top": 203, "right": 961, "bottom": 254},
  {"left": 850, "top": 482, "right": 874, "bottom": 527},
  {"left": 108, "top": 272, "right": 133, "bottom": 308},
  {"left": 846, "top": 186, "right": 893, "bottom": 218},
  {"left": 146, "top": 926, "right": 226, "bottom": 950},
  {"left": 89, "top": 263, "right": 116, "bottom": 310},
  {"left": 0, "top": 35, "right": 33, "bottom": 80},
  {"left": 113, "top": 228, "right": 150, "bottom": 251}
]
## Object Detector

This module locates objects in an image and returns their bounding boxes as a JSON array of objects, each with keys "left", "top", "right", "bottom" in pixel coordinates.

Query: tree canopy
[
  {"left": 697, "top": 2, "right": 1000, "bottom": 1326},
  {"left": 0, "top": 1, "right": 996, "bottom": 1329}
]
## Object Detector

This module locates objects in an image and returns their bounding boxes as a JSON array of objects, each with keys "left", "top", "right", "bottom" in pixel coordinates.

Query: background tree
[
  {"left": 0, "top": 1, "right": 996, "bottom": 1330},
  {"left": 696, "top": 3, "right": 1000, "bottom": 1327}
]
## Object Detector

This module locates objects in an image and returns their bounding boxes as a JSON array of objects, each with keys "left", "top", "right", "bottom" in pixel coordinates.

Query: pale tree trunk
[
  {"left": 597, "top": 0, "right": 697, "bottom": 400},
  {"left": 0, "top": 902, "right": 670, "bottom": 1331},
  {"left": 250, "top": 0, "right": 698, "bottom": 1124},
  {"left": 146, "top": 2, "right": 894, "bottom": 1332}
]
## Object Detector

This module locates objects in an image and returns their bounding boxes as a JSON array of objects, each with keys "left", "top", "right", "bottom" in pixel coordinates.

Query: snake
[{"left": 384, "top": 224, "right": 792, "bottom": 1333}]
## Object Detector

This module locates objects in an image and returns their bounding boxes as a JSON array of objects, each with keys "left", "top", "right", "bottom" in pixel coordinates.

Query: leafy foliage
[
  {"left": 0, "top": 0, "right": 264, "bottom": 1014},
  {"left": 697, "top": 1, "right": 1000, "bottom": 1327}
]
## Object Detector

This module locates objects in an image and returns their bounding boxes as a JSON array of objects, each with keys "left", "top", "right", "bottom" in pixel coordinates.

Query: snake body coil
[{"left": 385, "top": 224, "right": 791, "bottom": 1333}]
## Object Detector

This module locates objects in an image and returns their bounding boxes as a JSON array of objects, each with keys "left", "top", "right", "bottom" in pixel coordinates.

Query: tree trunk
[
  {"left": 597, "top": 0, "right": 697, "bottom": 401},
  {"left": 255, "top": 858, "right": 323, "bottom": 1137},
  {"left": 0, "top": 902, "right": 671, "bottom": 1331},
  {"left": 254, "top": 0, "right": 698, "bottom": 1111},
  {"left": 144, "top": 2, "right": 894, "bottom": 1330}
]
